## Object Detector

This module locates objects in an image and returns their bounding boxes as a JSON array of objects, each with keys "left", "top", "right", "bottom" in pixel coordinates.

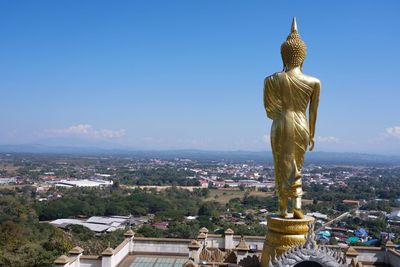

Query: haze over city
[{"left": 1, "top": 1, "right": 400, "bottom": 154}]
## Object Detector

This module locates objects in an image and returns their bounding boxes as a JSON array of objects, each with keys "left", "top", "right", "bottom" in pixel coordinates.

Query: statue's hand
[{"left": 309, "top": 139, "right": 315, "bottom": 151}]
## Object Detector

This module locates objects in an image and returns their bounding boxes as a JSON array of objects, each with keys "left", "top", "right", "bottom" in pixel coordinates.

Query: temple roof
[
  {"left": 235, "top": 236, "right": 249, "bottom": 251},
  {"left": 199, "top": 227, "right": 209, "bottom": 234},
  {"left": 69, "top": 246, "right": 84, "bottom": 255},
  {"left": 124, "top": 229, "right": 135, "bottom": 237},
  {"left": 102, "top": 246, "right": 115, "bottom": 256},
  {"left": 54, "top": 255, "right": 70, "bottom": 264},
  {"left": 224, "top": 228, "right": 234, "bottom": 235}
]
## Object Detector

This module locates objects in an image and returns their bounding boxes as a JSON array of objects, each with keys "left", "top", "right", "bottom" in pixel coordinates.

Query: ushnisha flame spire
[
  {"left": 291, "top": 17, "right": 298, "bottom": 33},
  {"left": 281, "top": 17, "right": 307, "bottom": 69}
]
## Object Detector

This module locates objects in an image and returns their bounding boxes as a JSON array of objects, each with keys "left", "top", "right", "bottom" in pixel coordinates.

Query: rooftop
[
  {"left": 50, "top": 219, "right": 114, "bottom": 233},
  {"left": 86, "top": 216, "right": 128, "bottom": 225}
]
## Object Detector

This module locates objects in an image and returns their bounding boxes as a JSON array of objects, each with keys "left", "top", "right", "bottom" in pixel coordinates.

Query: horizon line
[{"left": 0, "top": 143, "right": 400, "bottom": 158}]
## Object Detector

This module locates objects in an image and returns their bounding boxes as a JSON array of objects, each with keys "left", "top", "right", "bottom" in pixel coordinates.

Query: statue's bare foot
[
  {"left": 280, "top": 211, "right": 290, "bottom": 218},
  {"left": 293, "top": 208, "right": 304, "bottom": 219}
]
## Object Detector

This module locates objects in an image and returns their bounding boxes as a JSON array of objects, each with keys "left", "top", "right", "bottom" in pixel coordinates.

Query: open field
[
  {"left": 205, "top": 188, "right": 274, "bottom": 204},
  {"left": 0, "top": 184, "right": 27, "bottom": 189},
  {"left": 122, "top": 185, "right": 207, "bottom": 192},
  {"left": 0, "top": 163, "right": 19, "bottom": 173}
]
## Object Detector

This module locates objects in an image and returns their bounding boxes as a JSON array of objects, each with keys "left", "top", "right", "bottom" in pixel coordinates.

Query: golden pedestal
[{"left": 260, "top": 214, "right": 315, "bottom": 267}]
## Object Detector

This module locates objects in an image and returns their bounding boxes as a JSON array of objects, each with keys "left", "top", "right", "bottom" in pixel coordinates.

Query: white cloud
[
  {"left": 98, "top": 128, "right": 126, "bottom": 139},
  {"left": 317, "top": 136, "right": 340, "bottom": 143},
  {"left": 385, "top": 126, "right": 400, "bottom": 138},
  {"left": 262, "top": 134, "right": 270, "bottom": 143},
  {"left": 45, "top": 124, "right": 126, "bottom": 139}
]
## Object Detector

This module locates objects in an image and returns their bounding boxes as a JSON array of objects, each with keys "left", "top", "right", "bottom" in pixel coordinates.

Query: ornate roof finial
[{"left": 291, "top": 17, "right": 298, "bottom": 33}]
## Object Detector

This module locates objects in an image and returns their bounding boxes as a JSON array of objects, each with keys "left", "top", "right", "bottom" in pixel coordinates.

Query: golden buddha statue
[{"left": 263, "top": 18, "right": 321, "bottom": 219}]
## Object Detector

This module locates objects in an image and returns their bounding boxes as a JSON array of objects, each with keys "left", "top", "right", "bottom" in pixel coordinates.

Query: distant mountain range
[{"left": 0, "top": 144, "right": 400, "bottom": 166}]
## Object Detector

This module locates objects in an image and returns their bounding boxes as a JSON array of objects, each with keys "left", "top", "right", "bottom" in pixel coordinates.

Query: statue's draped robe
[{"left": 264, "top": 73, "right": 313, "bottom": 199}]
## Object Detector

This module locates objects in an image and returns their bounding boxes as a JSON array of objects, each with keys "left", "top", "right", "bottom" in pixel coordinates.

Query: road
[{"left": 316, "top": 208, "right": 358, "bottom": 232}]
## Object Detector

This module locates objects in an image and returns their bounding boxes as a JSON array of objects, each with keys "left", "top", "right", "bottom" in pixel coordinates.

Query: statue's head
[{"left": 281, "top": 17, "right": 307, "bottom": 70}]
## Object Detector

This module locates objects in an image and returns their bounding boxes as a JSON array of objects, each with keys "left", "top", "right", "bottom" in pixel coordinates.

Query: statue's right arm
[
  {"left": 263, "top": 76, "right": 279, "bottom": 120},
  {"left": 263, "top": 78, "right": 271, "bottom": 119},
  {"left": 308, "top": 81, "right": 321, "bottom": 151}
]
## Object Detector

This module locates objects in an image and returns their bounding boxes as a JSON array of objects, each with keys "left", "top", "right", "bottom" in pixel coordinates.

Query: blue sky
[{"left": 1, "top": 1, "right": 399, "bottom": 154}]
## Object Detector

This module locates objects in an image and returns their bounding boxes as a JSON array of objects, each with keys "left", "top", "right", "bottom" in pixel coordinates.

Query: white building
[
  {"left": 389, "top": 210, "right": 400, "bottom": 221},
  {"left": 54, "top": 179, "right": 113, "bottom": 188},
  {"left": 50, "top": 219, "right": 115, "bottom": 233},
  {"left": 0, "top": 177, "right": 17, "bottom": 184},
  {"left": 50, "top": 216, "right": 129, "bottom": 233},
  {"left": 306, "top": 212, "right": 329, "bottom": 220}
]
